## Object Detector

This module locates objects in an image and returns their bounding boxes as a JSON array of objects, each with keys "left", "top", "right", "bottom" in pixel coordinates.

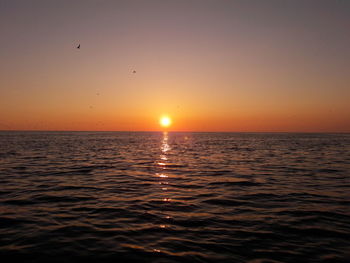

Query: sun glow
[{"left": 160, "top": 116, "right": 172, "bottom": 128}]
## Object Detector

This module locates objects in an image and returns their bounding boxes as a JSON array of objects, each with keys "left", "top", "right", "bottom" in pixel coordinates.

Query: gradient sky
[{"left": 0, "top": 0, "right": 349, "bottom": 132}]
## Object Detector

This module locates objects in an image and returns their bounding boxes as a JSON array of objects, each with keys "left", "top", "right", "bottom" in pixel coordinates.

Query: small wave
[
  {"left": 32, "top": 194, "right": 93, "bottom": 203},
  {"left": 209, "top": 181, "right": 261, "bottom": 187},
  {"left": 0, "top": 217, "right": 34, "bottom": 228},
  {"left": 202, "top": 198, "right": 248, "bottom": 207}
]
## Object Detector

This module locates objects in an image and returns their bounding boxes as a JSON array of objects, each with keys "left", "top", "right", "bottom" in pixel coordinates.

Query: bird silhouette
[
  {"left": 132, "top": 70, "right": 136, "bottom": 74},
  {"left": 77, "top": 44, "right": 80, "bottom": 49}
]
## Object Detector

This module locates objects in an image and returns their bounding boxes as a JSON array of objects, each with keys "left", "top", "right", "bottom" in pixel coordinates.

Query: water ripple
[{"left": 0, "top": 131, "right": 349, "bottom": 262}]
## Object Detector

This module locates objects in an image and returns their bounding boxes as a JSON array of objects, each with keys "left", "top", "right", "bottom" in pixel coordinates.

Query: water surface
[{"left": 0, "top": 132, "right": 349, "bottom": 262}]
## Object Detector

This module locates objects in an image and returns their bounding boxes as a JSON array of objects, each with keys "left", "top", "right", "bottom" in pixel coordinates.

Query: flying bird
[
  {"left": 132, "top": 70, "right": 136, "bottom": 74},
  {"left": 77, "top": 44, "right": 80, "bottom": 49}
]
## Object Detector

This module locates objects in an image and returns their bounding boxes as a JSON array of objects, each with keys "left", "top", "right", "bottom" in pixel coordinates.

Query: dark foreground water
[{"left": 0, "top": 132, "right": 349, "bottom": 263}]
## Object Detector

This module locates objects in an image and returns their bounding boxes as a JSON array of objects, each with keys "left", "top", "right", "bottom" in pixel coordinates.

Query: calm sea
[{"left": 0, "top": 131, "right": 349, "bottom": 262}]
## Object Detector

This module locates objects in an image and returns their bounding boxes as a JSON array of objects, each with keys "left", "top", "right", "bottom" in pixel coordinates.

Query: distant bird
[
  {"left": 132, "top": 70, "right": 136, "bottom": 74},
  {"left": 77, "top": 44, "right": 80, "bottom": 49},
  {"left": 96, "top": 93, "right": 100, "bottom": 96}
]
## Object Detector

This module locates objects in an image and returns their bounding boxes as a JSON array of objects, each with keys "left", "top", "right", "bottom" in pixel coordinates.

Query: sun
[{"left": 160, "top": 116, "right": 172, "bottom": 128}]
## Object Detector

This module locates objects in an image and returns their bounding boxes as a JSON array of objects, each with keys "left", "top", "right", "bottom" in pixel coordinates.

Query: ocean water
[{"left": 0, "top": 131, "right": 349, "bottom": 263}]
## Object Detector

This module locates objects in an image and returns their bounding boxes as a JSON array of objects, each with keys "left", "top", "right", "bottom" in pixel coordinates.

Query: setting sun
[{"left": 160, "top": 116, "right": 172, "bottom": 128}]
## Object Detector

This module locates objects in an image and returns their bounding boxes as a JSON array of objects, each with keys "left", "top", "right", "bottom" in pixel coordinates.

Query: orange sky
[{"left": 0, "top": 0, "right": 349, "bottom": 132}]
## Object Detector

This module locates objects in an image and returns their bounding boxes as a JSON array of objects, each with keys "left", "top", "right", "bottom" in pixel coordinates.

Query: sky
[{"left": 0, "top": 0, "right": 349, "bottom": 132}]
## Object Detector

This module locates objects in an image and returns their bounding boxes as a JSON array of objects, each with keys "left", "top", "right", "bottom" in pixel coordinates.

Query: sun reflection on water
[
  {"left": 161, "top": 132, "right": 170, "bottom": 153},
  {"left": 155, "top": 131, "right": 173, "bottom": 235}
]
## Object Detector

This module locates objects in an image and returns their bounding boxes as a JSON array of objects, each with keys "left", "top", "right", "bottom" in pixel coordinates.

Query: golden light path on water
[
  {"left": 154, "top": 131, "right": 172, "bottom": 254},
  {"left": 158, "top": 131, "right": 170, "bottom": 199}
]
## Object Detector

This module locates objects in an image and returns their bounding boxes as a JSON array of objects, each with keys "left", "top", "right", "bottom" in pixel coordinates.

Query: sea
[{"left": 0, "top": 131, "right": 349, "bottom": 262}]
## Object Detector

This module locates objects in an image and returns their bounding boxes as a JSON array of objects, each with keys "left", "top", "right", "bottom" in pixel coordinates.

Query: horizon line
[{"left": 0, "top": 129, "right": 349, "bottom": 134}]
